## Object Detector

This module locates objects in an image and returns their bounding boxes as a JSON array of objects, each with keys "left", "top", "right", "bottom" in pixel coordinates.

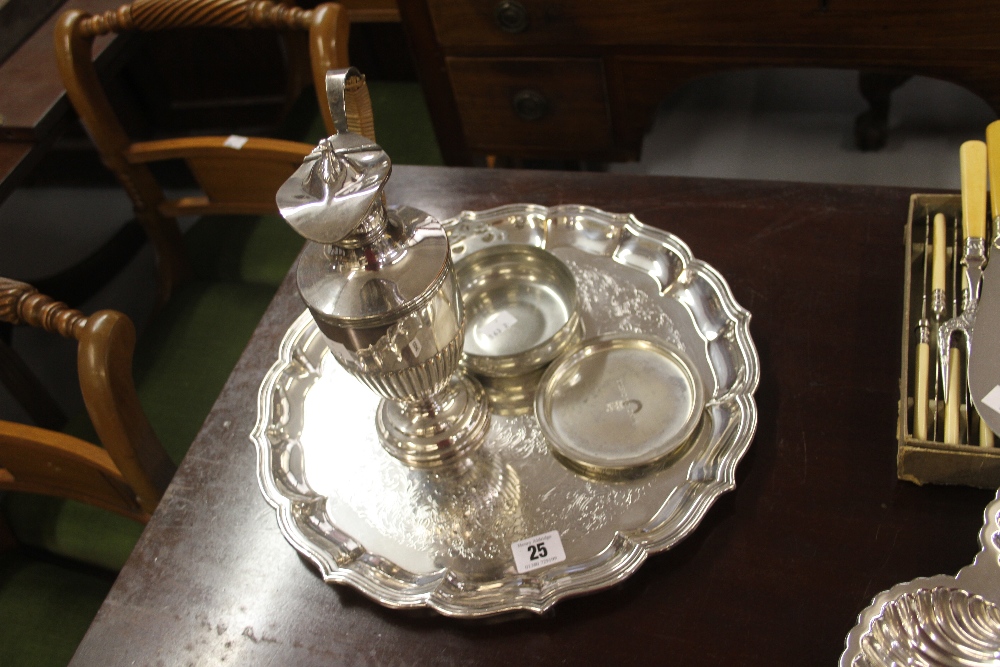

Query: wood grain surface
[{"left": 70, "top": 167, "right": 995, "bottom": 666}]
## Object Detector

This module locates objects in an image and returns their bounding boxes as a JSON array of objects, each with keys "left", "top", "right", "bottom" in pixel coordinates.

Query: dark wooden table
[{"left": 70, "top": 166, "right": 996, "bottom": 666}]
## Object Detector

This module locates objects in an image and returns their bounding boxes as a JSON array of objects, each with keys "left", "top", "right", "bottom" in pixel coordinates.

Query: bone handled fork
[{"left": 939, "top": 140, "right": 988, "bottom": 399}]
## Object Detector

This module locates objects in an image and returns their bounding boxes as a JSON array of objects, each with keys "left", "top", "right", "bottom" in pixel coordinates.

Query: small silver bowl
[
  {"left": 536, "top": 333, "right": 705, "bottom": 478},
  {"left": 456, "top": 244, "right": 580, "bottom": 377},
  {"left": 477, "top": 367, "right": 546, "bottom": 416}
]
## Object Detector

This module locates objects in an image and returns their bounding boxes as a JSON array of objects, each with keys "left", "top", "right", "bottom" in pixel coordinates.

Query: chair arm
[
  {"left": 125, "top": 136, "right": 312, "bottom": 164},
  {"left": 0, "top": 420, "right": 149, "bottom": 523},
  {"left": 76, "top": 0, "right": 317, "bottom": 38}
]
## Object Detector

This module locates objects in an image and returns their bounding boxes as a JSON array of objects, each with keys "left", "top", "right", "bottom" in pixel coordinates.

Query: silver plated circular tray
[
  {"left": 840, "top": 491, "right": 1000, "bottom": 666},
  {"left": 251, "top": 203, "right": 759, "bottom": 617}
]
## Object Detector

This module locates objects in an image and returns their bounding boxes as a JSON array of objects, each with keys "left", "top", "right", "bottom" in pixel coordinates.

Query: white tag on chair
[{"left": 224, "top": 135, "right": 249, "bottom": 150}]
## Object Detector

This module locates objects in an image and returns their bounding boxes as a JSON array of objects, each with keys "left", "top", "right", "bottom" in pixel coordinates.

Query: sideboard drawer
[
  {"left": 426, "top": 0, "right": 1000, "bottom": 50},
  {"left": 446, "top": 57, "right": 612, "bottom": 155}
]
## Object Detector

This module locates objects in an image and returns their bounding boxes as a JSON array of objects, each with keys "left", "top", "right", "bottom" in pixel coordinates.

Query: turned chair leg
[{"left": 855, "top": 71, "right": 912, "bottom": 151}]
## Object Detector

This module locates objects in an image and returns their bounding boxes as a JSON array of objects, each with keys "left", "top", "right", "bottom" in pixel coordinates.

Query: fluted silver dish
[
  {"left": 251, "top": 203, "right": 759, "bottom": 617},
  {"left": 840, "top": 492, "right": 1000, "bottom": 666}
]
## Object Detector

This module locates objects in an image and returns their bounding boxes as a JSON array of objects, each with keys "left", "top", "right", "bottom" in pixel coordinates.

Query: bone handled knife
[
  {"left": 913, "top": 217, "right": 931, "bottom": 440},
  {"left": 931, "top": 213, "right": 948, "bottom": 440},
  {"left": 969, "top": 122, "right": 1000, "bottom": 435}
]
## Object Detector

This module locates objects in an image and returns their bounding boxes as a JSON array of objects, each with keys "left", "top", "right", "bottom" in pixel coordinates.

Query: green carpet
[
  {"left": 368, "top": 80, "right": 444, "bottom": 166},
  {"left": 0, "top": 552, "right": 114, "bottom": 667}
]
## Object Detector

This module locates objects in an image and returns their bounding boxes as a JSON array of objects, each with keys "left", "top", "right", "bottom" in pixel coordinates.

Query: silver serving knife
[{"left": 969, "top": 122, "right": 1000, "bottom": 435}]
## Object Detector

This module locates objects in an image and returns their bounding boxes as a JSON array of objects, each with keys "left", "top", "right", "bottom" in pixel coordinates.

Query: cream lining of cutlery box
[{"left": 898, "top": 194, "right": 1000, "bottom": 488}]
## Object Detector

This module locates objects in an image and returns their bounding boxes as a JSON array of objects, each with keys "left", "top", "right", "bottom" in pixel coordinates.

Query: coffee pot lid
[{"left": 276, "top": 68, "right": 389, "bottom": 245}]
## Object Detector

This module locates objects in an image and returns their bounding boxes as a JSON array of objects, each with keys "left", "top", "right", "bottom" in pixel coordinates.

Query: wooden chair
[
  {"left": 44, "top": 0, "right": 379, "bottom": 489},
  {"left": 0, "top": 277, "right": 175, "bottom": 666},
  {"left": 0, "top": 7, "right": 377, "bottom": 662},
  {"left": 0, "top": 277, "right": 174, "bottom": 523},
  {"left": 44, "top": 0, "right": 377, "bottom": 497},
  {"left": 55, "top": 0, "right": 376, "bottom": 306}
]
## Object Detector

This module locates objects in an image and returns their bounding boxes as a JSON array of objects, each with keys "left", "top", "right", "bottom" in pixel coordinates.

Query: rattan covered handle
[{"left": 326, "top": 68, "right": 376, "bottom": 141}]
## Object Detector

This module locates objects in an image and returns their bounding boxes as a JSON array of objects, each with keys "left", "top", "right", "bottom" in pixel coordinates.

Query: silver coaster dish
[
  {"left": 537, "top": 334, "right": 705, "bottom": 479},
  {"left": 456, "top": 244, "right": 580, "bottom": 377},
  {"left": 251, "top": 203, "right": 759, "bottom": 617},
  {"left": 840, "top": 492, "right": 1000, "bottom": 666}
]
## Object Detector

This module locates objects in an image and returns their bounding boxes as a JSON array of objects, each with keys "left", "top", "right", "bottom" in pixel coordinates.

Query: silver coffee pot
[{"left": 276, "top": 68, "right": 489, "bottom": 467}]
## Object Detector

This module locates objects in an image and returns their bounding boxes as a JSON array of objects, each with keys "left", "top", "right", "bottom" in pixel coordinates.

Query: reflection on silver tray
[
  {"left": 251, "top": 203, "right": 760, "bottom": 617},
  {"left": 840, "top": 492, "right": 1000, "bottom": 666}
]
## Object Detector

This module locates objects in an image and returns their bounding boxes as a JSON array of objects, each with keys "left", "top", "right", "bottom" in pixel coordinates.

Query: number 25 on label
[{"left": 511, "top": 530, "right": 566, "bottom": 573}]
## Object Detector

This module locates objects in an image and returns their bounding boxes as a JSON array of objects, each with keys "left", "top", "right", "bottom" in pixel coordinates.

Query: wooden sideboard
[{"left": 397, "top": 0, "right": 1000, "bottom": 165}]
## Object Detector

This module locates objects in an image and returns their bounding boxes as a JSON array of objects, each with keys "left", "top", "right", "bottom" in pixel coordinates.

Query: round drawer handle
[
  {"left": 512, "top": 89, "right": 548, "bottom": 121},
  {"left": 494, "top": 1, "right": 528, "bottom": 33}
]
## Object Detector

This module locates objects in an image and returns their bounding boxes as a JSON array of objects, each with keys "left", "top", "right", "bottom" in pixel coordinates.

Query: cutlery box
[{"left": 898, "top": 194, "right": 1000, "bottom": 488}]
